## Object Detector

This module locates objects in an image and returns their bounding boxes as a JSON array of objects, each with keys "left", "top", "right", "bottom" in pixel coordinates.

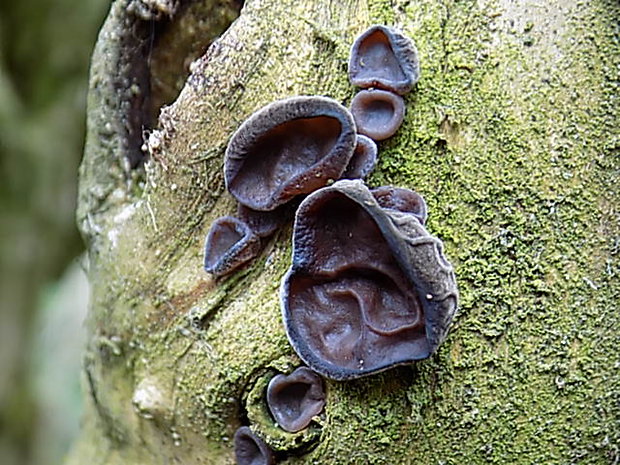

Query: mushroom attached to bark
[
  {"left": 237, "top": 203, "right": 295, "bottom": 239},
  {"left": 350, "top": 89, "right": 405, "bottom": 141},
  {"left": 225, "top": 96, "right": 357, "bottom": 211},
  {"left": 342, "top": 134, "right": 378, "bottom": 180},
  {"left": 234, "top": 426, "right": 274, "bottom": 465},
  {"left": 371, "top": 185, "right": 427, "bottom": 224},
  {"left": 203, "top": 216, "right": 261, "bottom": 277},
  {"left": 348, "top": 25, "right": 420, "bottom": 95},
  {"left": 281, "top": 180, "right": 458, "bottom": 380},
  {"left": 266, "top": 367, "right": 326, "bottom": 433}
]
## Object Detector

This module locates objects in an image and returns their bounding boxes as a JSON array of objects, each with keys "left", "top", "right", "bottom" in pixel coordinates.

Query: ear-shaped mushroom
[
  {"left": 234, "top": 426, "right": 274, "bottom": 465},
  {"left": 203, "top": 216, "right": 261, "bottom": 277},
  {"left": 350, "top": 90, "right": 405, "bottom": 141},
  {"left": 266, "top": 367, "right": 326, "bottom": 433},
  {"left": 371, "top": 186, "right": 427, "bottom": 224},
  {"left": 348, "top": 25, "right": 420, "bottom": 95},
  {"left": 341, "top": 134, "right": 378, "bottom": 179},
  {"left": 225, "top": 96, "right": 357, "bottom": 211},
  {"left": 281, "top": 180, "right": 457, "bottom": 380}
]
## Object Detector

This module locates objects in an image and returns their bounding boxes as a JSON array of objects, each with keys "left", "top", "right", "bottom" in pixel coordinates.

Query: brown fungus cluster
[
  {"left": 197, "top": 24, "right": 459, "bottom": 464},
  {"left": 281, "top": 180, "right": 458, "bottom": 380}
]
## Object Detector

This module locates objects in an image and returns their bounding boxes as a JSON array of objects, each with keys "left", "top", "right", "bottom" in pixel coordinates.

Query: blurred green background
[{"left": 0, "top": 1, "right": 110, "bottom": 464}]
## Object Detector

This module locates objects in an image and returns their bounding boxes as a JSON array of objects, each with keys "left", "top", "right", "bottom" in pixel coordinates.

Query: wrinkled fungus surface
[
  {"left": 372, "top": 186, "right": 427, "bottom": 224},
  {"left": 281, "top": 180, "right": 458, "bottom": 380},
  {"left": 234, "top": 426, "right": 274, "bottom": 465},
  {"left": 350, "top": 90, "right": 405, "bottom": 141},
  {"left": 267, "top": 367, "right": 326, "bottom": 433},
  {"left": 348, "top": 25, "right": 420, "bottom": 95},
  {"left": 342, "top": 134, "right": 378, "bottom": 179},
  {"left": 203, "top": 216, "right": 261, "bottom": 277},
  {"left": 225, "top": 96, "right": 357, "bottom": 211}
]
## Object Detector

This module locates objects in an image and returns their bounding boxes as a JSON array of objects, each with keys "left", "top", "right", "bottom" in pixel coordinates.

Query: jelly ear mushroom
[
  {"left": 234, "top": 426, "right": 274, "bottom": 465},
  {"left": 237, "top": 203, "right": 295, "bottom": 238},
  {"left": 225, "top": 96, "right": 357, "bottom": 211},
  {"left": 342, "top": 134, "right": 378, "bottom": 179},
  {"left": 203, "top": 216, "right": 261, "bottom": 277},
  {"left": 281, "top": 180, "right": 458, "bottom": 380},
  {"left": 266, "top": 367, "right": 326, "bottom": 433},
  {"left": 350, "top": 89, "right": 405, "bottom": 141},
  {"left": 348, "top": 25, "right": 420, "bottom": 95},
  {"left": 371, "top": 185, "right": 427, "bottom": 224}
]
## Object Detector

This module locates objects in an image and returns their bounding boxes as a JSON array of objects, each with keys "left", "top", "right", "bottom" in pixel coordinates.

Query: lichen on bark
[{"left": 69, "top": 0, "right": 619, "bottom": 464}]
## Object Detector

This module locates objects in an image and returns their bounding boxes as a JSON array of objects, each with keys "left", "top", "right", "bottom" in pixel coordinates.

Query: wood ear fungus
[
  {"left": 225, "top": 96, "right": 357, "bottom": 211},
  {"left": 348, "top": 25, "right": 420, "bottom": 95},
  {"left": 371, "top": 185, "right": 427, "bottom": 224},
  {"left": 266, "top": 367, "right": 326, "bottom": 433},
  {"left": 203, "top": 216, "right": 261, "bottom": 277},
  {"left": 237, "top": 203, "right": 295, "bottom": 239},
  {"left": 281, "top": 180, "right": 458, "bottom": 380},
  {"left": 342, "top": 134, "right": 378, "bottom": 179},
  {"left": 234, "top": 426, "right": 274, "bottom": 465},
  {"left": 350, "top": 89, "right": 405, "bottom": 141}
]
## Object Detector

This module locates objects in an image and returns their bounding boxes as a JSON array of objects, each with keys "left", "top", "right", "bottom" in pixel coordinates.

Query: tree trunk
[{"left": 68, "top": 0, "right": 620, "bottom": 463}]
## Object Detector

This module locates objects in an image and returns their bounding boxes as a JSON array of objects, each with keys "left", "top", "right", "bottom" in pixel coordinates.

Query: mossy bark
[{"left": 69, "top": 0, "right": 620, "bottom": 463}]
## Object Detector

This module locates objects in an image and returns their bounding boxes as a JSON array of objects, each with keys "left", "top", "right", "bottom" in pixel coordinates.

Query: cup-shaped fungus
[
  {"left": 372, "top": 185, "right": 427, "bottom": 224},
  {"left": 234, "top": 426, "right": 274, "bottom": 465},
  {"left": 225, "top": 96, "right": 357, "bottom": 211},
  {"left": 266, "top": 367, "right": 326, "bottom": 433},
  {"left": 342, "top": 134, "right": 378, "bottom": 180},
  {"left": 350, "top": 90, "right": 405, "bottom": 141},
  {"left": 281, "top": 180, "right": 458, "bottom": 380},
  {"left": 203, "top": 216, "right": 261, "bottom": 277},
  {"left": 348, "top": 25, "right": 420, "bottom": 95}
]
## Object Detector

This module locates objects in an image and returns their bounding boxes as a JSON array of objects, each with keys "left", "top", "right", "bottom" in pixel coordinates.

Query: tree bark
[{"left": 69, "top": 0, "right": 620, "bottom": 463}]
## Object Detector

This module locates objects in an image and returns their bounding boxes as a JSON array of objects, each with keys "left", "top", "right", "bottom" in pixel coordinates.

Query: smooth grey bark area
[{"left": 70, "top": 0, "right": 619, "bottom": 464}]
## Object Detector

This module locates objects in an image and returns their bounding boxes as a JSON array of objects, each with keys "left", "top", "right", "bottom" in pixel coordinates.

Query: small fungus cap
[
  {"left": 225, "top": 96, "right": 357, "bottom": 211},
  {"left": 233, "top": 426, "right": 274, "bottom": 465},
  {"left": 341, "top": 134, "right": 378, "bottom": 180},
  {"left": 350, "top": 90, "right": 405, "bottom": 141},
  {"left": 203, "top": 216, "right": 261, "bottom": 277},
  {"left": 266, "top": 367, "right": 326, "bottom": 433},
  {"left": 372, "top": 185, "right": 427, "bottom": 224},
  {"left": 348, "top": 25, "right": 420, "bottom": 95},
  {"left": 281, "top": 180, "right": 458, "bottom": 380}
]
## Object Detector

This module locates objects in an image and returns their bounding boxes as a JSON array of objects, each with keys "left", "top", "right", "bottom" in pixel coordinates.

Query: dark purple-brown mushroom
[
  {"left": 348, "top": 25, "right": 420, "bottom": 95},
  {"left": 342, "top": 134, "right": 378, "bottom": 179},
  {"left": 234, "top": 426, "right": 274, "bottom": 465},
  {"left": 350, "top": 90, "right": 405, "bottom": 141},
  {"left": 372, "top": 185, "right": 427, "bottom": 224},
  {"left": 237, "top": 203, "right": 295, "bottom": 239},
  {"left": 281, "top": 180, "right": 458, "bottom": 380},
  {"left": 266, "top": 367, "right": 326, "bottom": 433},
  {"left": 225, "top": 96, "right": 357, "bottom": 211},
  {"left": 203, "top": 216, "right": 261, "bottom": 277}
]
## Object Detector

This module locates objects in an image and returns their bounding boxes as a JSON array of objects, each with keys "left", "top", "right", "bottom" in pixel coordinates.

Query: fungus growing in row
[
  {"left": 342, "top": 134, "right": 378, "bottom": 179},
  {"left": 203, "top": 216, "right": 261, "bottom": 277},
  {"left": 234, "top": 426, "right": 274, "bottom": 465},
  {"left": 281, "top": 180, "right": 458, "bottom": 380},
  {"left": 350, "top": 90, "right": 405, "bottom": 141},
  {"left": 266, "top": 367, "right": 326, "bottom": 433},
  {"left": 348, "top": 25, "right": 420, "bottom": 95},
  {"left": 225, "top": 96, "right": 357, "bottom": 211},
  {"left": 371, "top": 185, "right": 427, "bottom": 224}
]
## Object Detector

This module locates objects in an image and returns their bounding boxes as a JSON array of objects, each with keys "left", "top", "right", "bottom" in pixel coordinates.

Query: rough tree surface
[{"left": 69, "top": 0, "right": 620, "bottom": 463}]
